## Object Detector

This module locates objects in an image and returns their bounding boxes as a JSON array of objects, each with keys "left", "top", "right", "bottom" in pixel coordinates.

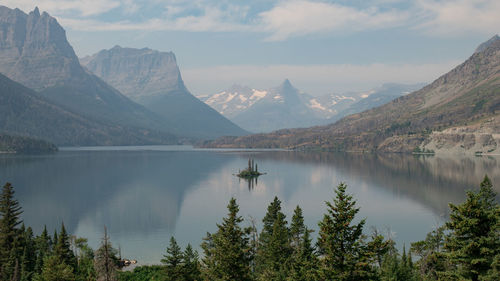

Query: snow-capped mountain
[{"left": 199, "top": 81, "right": 424, "bottom": 133}]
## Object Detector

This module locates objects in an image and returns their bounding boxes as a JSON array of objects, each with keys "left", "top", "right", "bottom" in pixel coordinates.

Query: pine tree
[
  {"left": 201, "top": 198, "right": 252, "bottom": 281},
  {"left": 20, "top": 227, "right": 36, "bottom": 281},
  {"left": 256, "top": 196, "right": 292, "bottom": 280},
  {"left": 259, "top": 212, "right": 292, "bottom": 280},
  {"left": 287, "top": 206, "right": 318, "bottom": 281},
  {"left": 40, "top": 255, "right": 75, "bottom": 281},
  {"left": 73, "top": 237, "right": 96, "bottom": 281},
  {"left": 317, "top": 183, "right": 372, "bottom": 281},
  {"left": 94, "top": 227, "right": 118, "bottom": 281},
  {"left": 443, "top": 175, "right": 500, "bottom": 281},
  {"left": 161, "top": 237, "right": 184, "bottom": 281},
  {"left": 411, "top": 225, "right": 447, "bottom": 280},
  {"left": 0, "top": 182, "right": 23, "bottom": 281},
  {"left": 183, "top": 244, "right": 201, "bottom": 281},
  {"left": 54, "top": 223, "right": 76, "bottom": 269}
]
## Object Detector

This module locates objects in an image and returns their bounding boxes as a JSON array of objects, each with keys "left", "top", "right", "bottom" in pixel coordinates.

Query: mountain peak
[
  {"left": 474, "top": 34, "right": 500, "bottom": 53},
  {"left": 32, "top": 6, "right": 40, "bottom": 17},
  {"left": 0, "top": 5, "right": 83, "bottom": 90},
  {"left": 281, "top": 79, "right": 292, "bottom": 87}
]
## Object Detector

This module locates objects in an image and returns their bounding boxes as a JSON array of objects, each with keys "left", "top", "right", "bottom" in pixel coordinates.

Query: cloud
[
  {"left": 1, "top": 0, "right": 121, "bottom": 16},
  {"left": 258, "top": 0, "right": 409, "bottom": 41},
  {"left": 3, "top": 0, "right": 498, "bottom": 39},
  {"left": 58, "top": 6, "right": 252, "bottom": 32},
  {"left": 182, "top": 61, "right": 460, "bottom": 95},
  {"left": 415, "top": 0, "right": 500, "bottom": 36}
]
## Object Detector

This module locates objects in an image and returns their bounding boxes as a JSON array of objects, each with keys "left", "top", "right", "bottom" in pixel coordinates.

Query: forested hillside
[{"left": 0, "top": 134, "right": 57, "bottom": 153}]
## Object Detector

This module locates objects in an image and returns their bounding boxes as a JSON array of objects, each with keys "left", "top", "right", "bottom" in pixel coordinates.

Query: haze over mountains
[
  {"left": 200, "top": 80, "right": 422, "bottom": 133},
  {"left": 0, "top": 5, "right": 245, "bottom": 146},
  {"left": 207, "top": 35, "right": 500, "bottom": 154},
  {"left": 0, "top": 4, "right": 497, "bottom": 154},
  {"left": 81, "top": 46, "right": 247, "bottom": 138}
]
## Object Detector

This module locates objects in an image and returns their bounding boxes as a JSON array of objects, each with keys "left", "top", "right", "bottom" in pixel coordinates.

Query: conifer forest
[{"left": 0, "top": 176, "right": 498, "bottom": 281}]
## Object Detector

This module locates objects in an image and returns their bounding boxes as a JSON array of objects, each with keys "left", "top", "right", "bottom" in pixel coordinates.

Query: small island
[{"left": 237, "top": 158, "right": 265, "bottom": 179}]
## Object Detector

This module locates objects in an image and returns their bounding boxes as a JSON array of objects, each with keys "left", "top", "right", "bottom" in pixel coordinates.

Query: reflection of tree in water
[
  {"left": 234, "top": 151, "right": 500, "bottom": 217},
  {"left": 239, "top": 176, "right": 258, "bottom": 190}
]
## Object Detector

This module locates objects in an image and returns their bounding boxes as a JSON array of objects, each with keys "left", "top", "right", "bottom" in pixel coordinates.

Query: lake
[{"left": 1, "top": 146, "right": 499, "bottom": 264}]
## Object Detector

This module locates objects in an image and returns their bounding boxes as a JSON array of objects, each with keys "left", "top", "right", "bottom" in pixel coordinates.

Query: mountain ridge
[
  {"left": 205, "top": 36, "right": 500, "bottom": 154},
  {"left": 202, "top": 81, "right": 422, "bottom": 133},
  {"left": 0, "top": 72, "right": 177, "bottom": 145},
  {"left": 81, "top": 45, "right": 248, "bottom": 139},
  {"left": 0, "top": 5, "right": 182, "bottom": 138}
]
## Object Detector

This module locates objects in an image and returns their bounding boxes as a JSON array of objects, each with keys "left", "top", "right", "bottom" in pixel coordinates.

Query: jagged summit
[
  {"left": 32, "top": 6, "right": 40, "bottom": 16},
  {"left": 0, "top": 5, "right": 84, "bottom": 90}
]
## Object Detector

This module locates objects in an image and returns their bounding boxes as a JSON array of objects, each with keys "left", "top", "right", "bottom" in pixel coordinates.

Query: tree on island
[{"left": 238, "top": 158, "right": 263, "bottom": 178}]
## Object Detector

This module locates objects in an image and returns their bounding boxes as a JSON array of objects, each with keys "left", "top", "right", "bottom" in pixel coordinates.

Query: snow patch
[
  {"left": 360, "top": 90, "right": 375, "bottom": 99},
  {"left": 250, "top": 90, "right": 267, "bottom": 100},
  {"left": 225, "top": 93, "right": 237, "bottom": 103},
  {"left": 309, "top": 99, "right": 326, "bottom": 111}
]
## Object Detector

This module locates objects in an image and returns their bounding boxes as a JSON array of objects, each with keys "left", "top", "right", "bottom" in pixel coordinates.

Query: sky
[{"left": 3, "top": 0, "right": 500, "bottom": 96}]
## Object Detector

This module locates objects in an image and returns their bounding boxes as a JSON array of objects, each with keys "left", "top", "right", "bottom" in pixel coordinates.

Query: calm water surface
[{"left": 1, "top": 146, "right": 499, "bottom": 264}]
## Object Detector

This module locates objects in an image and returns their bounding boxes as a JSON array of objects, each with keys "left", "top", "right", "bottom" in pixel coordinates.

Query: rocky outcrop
[
  {"left": 0, "top": 5, "right": 181, "bottom": 144},
  {"left": 81, "top": 46, "right": 184, "bottom": 102},
  {"left": 0, "top": 6, "right": 84, "bottom": 90},
  {"left": 420, "top": 117, "right": 500, "bottom": 155}
]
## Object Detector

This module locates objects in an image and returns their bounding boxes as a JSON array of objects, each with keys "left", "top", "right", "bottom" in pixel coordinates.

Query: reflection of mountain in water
[
  {"left": 240, "top": 152, "right": 500, "bottom": 216},
  {"left": 0, "top": 151, "right": 230, "bottom": 235}
]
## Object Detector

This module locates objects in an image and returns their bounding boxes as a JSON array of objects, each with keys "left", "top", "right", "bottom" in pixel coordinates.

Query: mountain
[
  {"left": 475, "top": 34, "right": 500, "bottom": 53},
  {"left": 0, "top": 6, "right": 180, "bottom": 140},
  {"left": 80, "top": 46, "right": 247, "bottom": 139},
  {"left": 328, "top": 83, "right": 424, "bottom": 123},
  {"left": 206, "top": 36, "right": 500, "bottom": 154},
  {"left": 230, "top": 79, "right": 323, "bottom": 132},
  {"left": 0, "top": 73, "right": 176, "bottom": 145},
  {"left": 201, "top": 81, "right": 420, "bottom": 132},
  {"left": 203, "top": 80, "right": 324, "bottom": 132}
]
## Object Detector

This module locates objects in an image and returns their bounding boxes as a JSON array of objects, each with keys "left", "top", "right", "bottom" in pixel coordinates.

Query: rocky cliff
[
  {"left": 81, "top": 46, "right": 248, "bottom": 138},
  {"left": 0, "top": 6, "right": 182, "bottom": 140},
  {"left": 81, "top": 46, "right": 183, "bottom": 101}
]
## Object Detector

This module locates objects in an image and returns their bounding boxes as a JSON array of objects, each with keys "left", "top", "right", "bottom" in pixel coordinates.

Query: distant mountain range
[
  {"left": 81, "top": 46, "right": 247, "bottom": 139},
  {"left": 0, "top": 5, "right": 246, "bottom": 145},
  {"left": 206, "top": 35, "right": 500, "bottom": 154},
  {"left": 199, "top": 80, "right": 422, "bottom": 133}
]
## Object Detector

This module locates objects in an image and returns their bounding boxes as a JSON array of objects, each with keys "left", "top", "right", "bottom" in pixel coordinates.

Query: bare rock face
[
  {"left": 80, "top": 46, "right": 184, "bottom": 102},
  {"left": 0, "top": 5, "right": 183, "bottom": 143},
  {"left": 0, "top": 6, "right": 84, "bottom": 90},
  {"left": 81, "top": 46, "right": 248, "bottom": 138}
]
